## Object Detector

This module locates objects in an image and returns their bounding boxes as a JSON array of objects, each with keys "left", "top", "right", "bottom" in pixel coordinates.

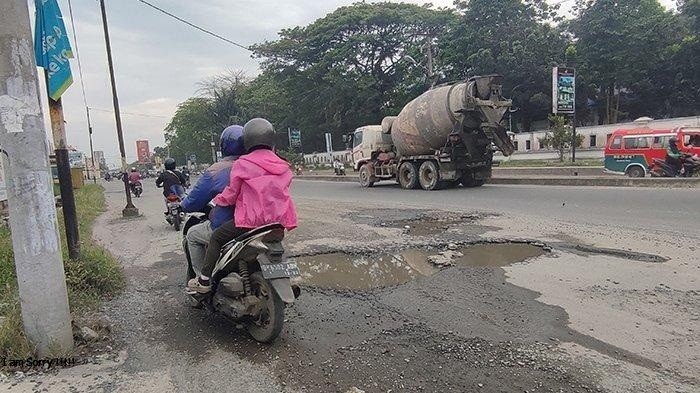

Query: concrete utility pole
[
  {"left": 99, "top": 0, "right": 138, "bottom": 217},
  {"left": 0, "top": 0, "right": 74, "bottom": 356}
]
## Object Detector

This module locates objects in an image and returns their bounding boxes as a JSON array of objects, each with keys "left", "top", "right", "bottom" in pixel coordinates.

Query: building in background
[{"left": 136, "top": 140, "right": 150, "bottom": 163}]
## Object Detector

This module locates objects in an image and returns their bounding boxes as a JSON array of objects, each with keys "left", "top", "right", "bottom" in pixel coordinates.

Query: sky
[{"left": 29, "top": 0, "right": 676, "bottom": 167}]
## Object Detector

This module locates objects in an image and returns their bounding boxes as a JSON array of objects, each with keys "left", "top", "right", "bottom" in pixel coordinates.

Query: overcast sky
[{"left": 31, "top": 0, "right": 675, "bottom": 166}]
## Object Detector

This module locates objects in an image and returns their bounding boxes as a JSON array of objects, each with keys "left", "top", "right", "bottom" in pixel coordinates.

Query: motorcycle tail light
[{"left": 166, "top": 194, "right": 179, "bottom": 202}]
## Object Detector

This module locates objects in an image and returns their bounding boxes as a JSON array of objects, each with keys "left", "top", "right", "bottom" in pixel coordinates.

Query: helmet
[
  {"left": 243, "top": 118, "right": 276, "bottom": 152},
  {"left": 164, "top": 158, "right": 176, "bottom": 170},
  {"left": 669, "top": 137, "right": 677, "bottom": 143},
  {"left": 220, "top": 125, "right": 245, "bottom": 156},
  {"left": 131, "top": 167, "right": 136, "bottom": 172}
]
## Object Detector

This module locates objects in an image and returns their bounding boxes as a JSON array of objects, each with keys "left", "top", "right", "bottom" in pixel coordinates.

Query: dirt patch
[{"left": 292, "top": 243, "right": 546, "bottom": 290}]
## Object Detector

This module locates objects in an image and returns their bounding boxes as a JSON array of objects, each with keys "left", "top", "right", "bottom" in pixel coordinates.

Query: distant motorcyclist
[
  {"left": 128, "top": 167, "right": 143, "bottom": 195},
  {"left": 180, "top": 125, "right": 245, "bottom": 277},
  {"left": 156, "top": 158, "right": 188, "bottom": 201}
]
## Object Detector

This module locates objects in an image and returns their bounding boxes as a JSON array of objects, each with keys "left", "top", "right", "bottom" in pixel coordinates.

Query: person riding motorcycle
[
  {"left": 128, "top": 167, "right": 142, "bottom": 193},
  {"left": 179, "top": 125, "right": 245, "bottom": 276},
  {"left": 665, "top": 137, "right": 682, "bottom": 176},
  {"left": 187, "top": 118, "right": 298, "bottom": 294},
  {"left": 156, "top": 158, "right": 188, "bottom": 206}
]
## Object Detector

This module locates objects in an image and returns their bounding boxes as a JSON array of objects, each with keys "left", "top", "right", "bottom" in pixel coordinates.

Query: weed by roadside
[{"left": 0, "top": 184, "right": 124, "bottom": 360}]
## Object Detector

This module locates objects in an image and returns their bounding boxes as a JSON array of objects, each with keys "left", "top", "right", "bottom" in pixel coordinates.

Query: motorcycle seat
[{"left": 235, "top": 223, "right": 284, "bottom": 243}]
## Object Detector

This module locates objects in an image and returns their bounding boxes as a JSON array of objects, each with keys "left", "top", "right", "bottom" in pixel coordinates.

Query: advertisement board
[
  {"left": 552, "top": 67, "right": 575, "bottom": 114},
  {"left": 136, "top": 140, "right": 150, "bottom": 163}
]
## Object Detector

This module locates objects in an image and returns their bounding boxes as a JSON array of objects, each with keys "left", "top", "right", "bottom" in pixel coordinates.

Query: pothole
[
  {"left": 291, "top": 243, "right": 546, "bottom": 290},
  {"left": 389, "top": 213, "right": 489, "bottom": 236}
]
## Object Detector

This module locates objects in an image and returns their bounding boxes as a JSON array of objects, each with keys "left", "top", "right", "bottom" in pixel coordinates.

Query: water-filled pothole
[{"left": 292, "top": 243, "right": 545, "bottom": 290}]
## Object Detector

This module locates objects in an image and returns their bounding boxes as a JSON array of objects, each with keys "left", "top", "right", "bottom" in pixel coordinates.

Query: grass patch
[
  {"left": 497, "top": 158, "right": 603, "bottom": 167},
  {"left": 0, "top": 184, "right": 124, "bottom": 359}
]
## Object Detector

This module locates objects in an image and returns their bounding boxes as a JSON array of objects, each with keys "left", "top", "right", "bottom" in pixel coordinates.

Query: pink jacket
[{"left": 213, "top": 149, "right": 298, "bottom": 230}]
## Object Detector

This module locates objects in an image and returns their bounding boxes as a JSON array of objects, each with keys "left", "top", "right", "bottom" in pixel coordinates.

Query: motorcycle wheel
[
  {"left": 173, "top": 212, "right": 181, "bottom": 231},
  {"left": 246, "top": 272, "right": 285, "bottom": 343}
]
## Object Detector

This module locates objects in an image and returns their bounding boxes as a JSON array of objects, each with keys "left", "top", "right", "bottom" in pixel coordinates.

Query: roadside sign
[
  {"left": 289, "top": 128, "right": 302, "bottom": 149},
  {"left": 552, "top": 67, "right": 575, "bottom": 114},
  {"left": 34, "top": 0, "right": 73, "bottom": 100}
]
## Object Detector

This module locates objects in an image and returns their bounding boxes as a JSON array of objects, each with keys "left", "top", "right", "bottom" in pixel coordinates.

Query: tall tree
[
  {"left": 252, "top": 2, "right": 455, "bottom": 152},
  {"left": 443, "top": 0, "right": 567, "bottom": 132},
  {"left": 569, "top": 0, "right": 683, "bottom": 123}
]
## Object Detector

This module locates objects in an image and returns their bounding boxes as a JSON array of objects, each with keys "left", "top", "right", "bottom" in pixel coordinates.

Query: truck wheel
[
  {"left": 359, "top": 164, "right": 375, "bottom": 187},
  {"left": 418, "top": 161, "right": 443, "bottom": 191},
  {"left": 398, "top": 162, "right": 419, "bottom": 189}
]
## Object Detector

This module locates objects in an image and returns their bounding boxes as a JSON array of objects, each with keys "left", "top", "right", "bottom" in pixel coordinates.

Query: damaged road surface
[{"left": 8, "top": 180, "right": 698, "bottom": 393}]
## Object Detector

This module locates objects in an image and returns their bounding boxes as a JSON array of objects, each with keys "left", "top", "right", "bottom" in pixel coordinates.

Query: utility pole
[
  {"left": 99, "top": 0, "right": 138, "bottom": 217},
  {"left": 87, "top": 107, "right": 97, "bottom": 184},
  {"left": 0, "top": 0, "right": 74, "bottom": 356},
  {"left": 210, "top": 133, "right": 217, "bottom": 163},
  {"left": 48, "top": 97, "right": 80, "bottom": 259}
]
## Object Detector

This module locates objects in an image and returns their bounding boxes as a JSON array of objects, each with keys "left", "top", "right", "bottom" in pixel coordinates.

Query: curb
[{"left": 294, "top": 175, "right": 700, "bottom": 188}]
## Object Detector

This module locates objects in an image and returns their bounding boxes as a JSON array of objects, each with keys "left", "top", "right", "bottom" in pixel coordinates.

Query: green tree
[
  {"left": 165, "top": 71, "right": 248, "bottom": 165},
  {"left": 443, "top": 0, "right": 567, "bottom": 132},
  {"left": 538, "top": 115, "right": 584, "bottom": 161},
  {"left": 252, "top": 2, "right": 455, "bottom": 152},
  {"left": 569, "top": 0, "right": 683, "bottom": 123}
]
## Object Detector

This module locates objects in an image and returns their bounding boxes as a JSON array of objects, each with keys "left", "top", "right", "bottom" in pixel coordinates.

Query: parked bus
[{"left": 604, "top": 127, "right": 700, "bottom": 177}]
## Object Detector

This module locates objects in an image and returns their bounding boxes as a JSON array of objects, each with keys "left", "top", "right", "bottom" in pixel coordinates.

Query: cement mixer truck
[{"left": 344, "top": 75, "right": 515, "bottom": 190}]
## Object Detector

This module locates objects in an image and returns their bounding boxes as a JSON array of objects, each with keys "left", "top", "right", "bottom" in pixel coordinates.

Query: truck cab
[{"left": 348, "top": 125, "right": 393, "bottom": 171}]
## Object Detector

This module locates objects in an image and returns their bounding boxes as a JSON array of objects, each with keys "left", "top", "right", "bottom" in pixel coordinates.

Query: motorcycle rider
[
  {"left": 128, "top": 167, "right": 142, "bottom": 194},
  {"left": 187, "top": 118, "right": 298, "bottom": 294},
  {"left": 156, "top": 158, "right": 188, "bottom": 211},
  {"left": 180, "top": 125, "right": 245, "bottom": 276},
  {"left": 665, "top": 137, "right": 682, "bottom": 176}
]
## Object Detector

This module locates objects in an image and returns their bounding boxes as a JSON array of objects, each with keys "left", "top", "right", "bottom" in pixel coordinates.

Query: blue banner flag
[{"left": 34, "top": 0, "right": 73, "bottom": 100}]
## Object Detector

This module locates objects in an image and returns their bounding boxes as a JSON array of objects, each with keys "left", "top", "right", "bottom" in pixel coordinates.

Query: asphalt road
[{"left": 292, "top": 179, "right": 700, "bottom": 235}]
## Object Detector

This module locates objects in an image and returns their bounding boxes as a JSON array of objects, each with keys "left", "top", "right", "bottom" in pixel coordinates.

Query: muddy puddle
[{"left": 292, "top": 243, "right": 546, "bottom": 290}]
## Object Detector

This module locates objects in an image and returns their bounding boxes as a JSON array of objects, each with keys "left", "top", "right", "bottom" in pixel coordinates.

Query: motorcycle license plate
[{"left": 260, "top": 262, "right": 300, "bottom": 279}]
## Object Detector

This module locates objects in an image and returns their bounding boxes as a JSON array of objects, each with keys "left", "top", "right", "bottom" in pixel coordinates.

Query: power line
[
  {"left": 66, "top": 0, "right": 89, "bottom": 113},
  {"left": 89, "top": 107, "right": 170, "bottom": 119},
  {"left": 135, "top": 0, "right": 252, "bottom": 52}
]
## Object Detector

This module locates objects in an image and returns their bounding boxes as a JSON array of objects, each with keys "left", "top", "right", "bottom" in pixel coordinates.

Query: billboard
[
  {"left": 552, "top": 67, "right": 575, "bottom": 114},
  {"left": 136, "top": 140, "right": 150, "bottom": 163},
  {"left": 325, "top": 132, "right": 333, "bottom": 153}
]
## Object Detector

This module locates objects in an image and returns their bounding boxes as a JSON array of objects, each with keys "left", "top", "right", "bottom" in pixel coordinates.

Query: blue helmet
[{"left": 220, "top": 125, "right": 245, "bottom": 157}]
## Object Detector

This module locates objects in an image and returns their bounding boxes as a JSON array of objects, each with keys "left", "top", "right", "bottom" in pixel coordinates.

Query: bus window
[
  {"left": 637, "top": 137, "right": 649, "bottom": 149},
  {"left": 652, "top": 136, "right": 670, "bottom": 148},
  {"left": 623, "top": 137, "right": 637, "bottom": 149},
  {"left": 610, "top": 136, "right": 622, "bottom": 149}
]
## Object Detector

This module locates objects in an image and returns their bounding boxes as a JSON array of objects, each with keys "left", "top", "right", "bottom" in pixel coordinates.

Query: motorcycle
[
  {"left": 165, "top": 185, "right": 186, "bottom": 231},
  {"left": 130, "top": 181, "right": 143, "bottom": 198},
  {"left": 334, "top": 165, "right": 346, "bottom": 176},
  {"left": 183, "top": 215, "right": 301, "bottom": 343},
  {"left": 650, "top": 155, "right": 700, "bottom": 177}
]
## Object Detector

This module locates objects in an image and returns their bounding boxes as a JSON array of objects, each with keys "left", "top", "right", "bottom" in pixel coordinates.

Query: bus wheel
[{"left": 626, "top": 166, "right": 645, "bottom": 178}]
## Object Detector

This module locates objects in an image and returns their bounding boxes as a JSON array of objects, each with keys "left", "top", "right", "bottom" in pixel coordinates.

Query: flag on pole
[{"left": 34, "top": 0, "right": 74, "bottom": 100}]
